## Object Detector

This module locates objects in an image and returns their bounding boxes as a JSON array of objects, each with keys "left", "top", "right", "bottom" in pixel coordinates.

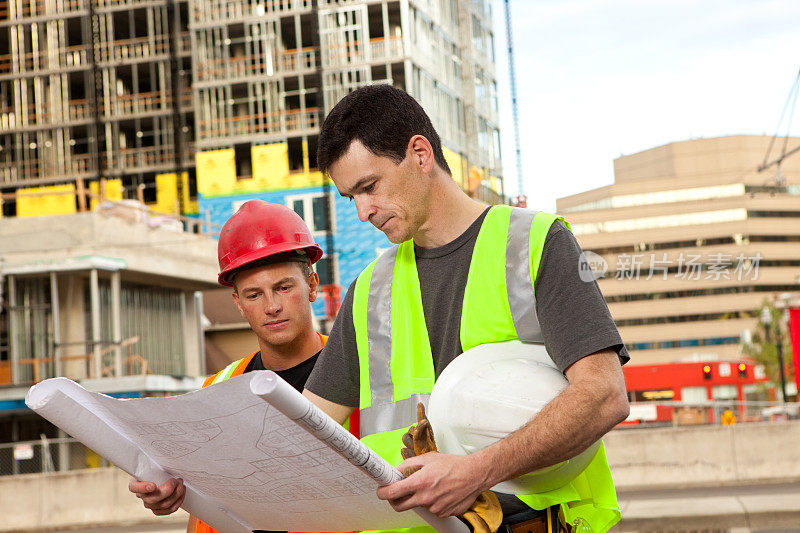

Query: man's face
[
  {"left": 328, "top": 140, "right": 430, "bottom": 244},
  {"left": 231, "top": 262, "right": 318, "bottom": 348}
]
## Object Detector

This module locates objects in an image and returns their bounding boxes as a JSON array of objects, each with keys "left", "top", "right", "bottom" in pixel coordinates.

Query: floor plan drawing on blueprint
[{"left": 26, "top": 372, "right": 467, "bottom": 533}]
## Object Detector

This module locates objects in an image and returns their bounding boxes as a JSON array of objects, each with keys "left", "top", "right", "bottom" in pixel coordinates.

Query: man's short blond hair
[{"left": 229, "top": 252, "right": 315, "bottom": 292}]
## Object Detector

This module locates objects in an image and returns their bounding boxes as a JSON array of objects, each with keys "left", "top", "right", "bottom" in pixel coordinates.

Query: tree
[{"left": 741, "top": 299, "right": 795, "bottom": 399}]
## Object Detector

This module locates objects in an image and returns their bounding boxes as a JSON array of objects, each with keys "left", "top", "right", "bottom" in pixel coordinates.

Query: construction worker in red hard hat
[{"left": 128, "top": 200, "right": 340, "bottom": 533}]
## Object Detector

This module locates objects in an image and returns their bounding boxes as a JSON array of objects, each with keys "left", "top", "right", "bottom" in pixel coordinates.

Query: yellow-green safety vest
[{"left": 352, "top": 205, "right": 621, "bottom": 533}]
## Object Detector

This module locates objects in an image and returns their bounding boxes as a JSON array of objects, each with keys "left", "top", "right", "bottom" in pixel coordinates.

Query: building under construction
[
  {"left": 0, "top": 0, "right": 503, "bottom": 215},
  {"left": 0, "top": 0, "right": 195, "bottom": 215},
  {"left": 0, "top": 0, "right": 506, "bottom": 467},
  {"left": 188, "top": 0, "right": 505, "bottom": 360}
]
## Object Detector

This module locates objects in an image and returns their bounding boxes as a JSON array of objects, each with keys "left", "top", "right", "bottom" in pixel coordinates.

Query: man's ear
[
  {"left": 307, "top": 272, "right": 320, "bottom": 302},
  {"left": 231, "top": 290, "right": 246, "bottom": 319},
  {"left": 407, "top": 135, "right": 435, "bottom": 173}
]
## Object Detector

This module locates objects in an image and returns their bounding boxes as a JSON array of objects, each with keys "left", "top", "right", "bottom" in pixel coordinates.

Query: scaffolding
[
  {"left": 0, "top": 0, "right": 194, "bottom": 213},
  {"left": 0, "top": 0, "right": 504, "bottom": 212}
]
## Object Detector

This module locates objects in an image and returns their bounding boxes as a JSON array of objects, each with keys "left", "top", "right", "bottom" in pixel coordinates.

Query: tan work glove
[{"left": 400, "top": 403, "right": 503, "bottom": 533}]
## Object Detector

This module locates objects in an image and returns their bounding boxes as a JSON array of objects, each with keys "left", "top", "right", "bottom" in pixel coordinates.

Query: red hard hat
[{"left": 217, "top": 200, "right": 323, "bottom": 286}]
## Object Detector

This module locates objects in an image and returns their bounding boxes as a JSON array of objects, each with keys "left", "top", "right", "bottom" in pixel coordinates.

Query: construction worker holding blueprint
[
  {"left": 134, "top": 85, "right": 630, "bottom": 533},
  {"left": 302, "top": 85, "right": 631, "bottom": 533},
  {"left": 131, "top": 200, "right": 337, "bottom": 533}
]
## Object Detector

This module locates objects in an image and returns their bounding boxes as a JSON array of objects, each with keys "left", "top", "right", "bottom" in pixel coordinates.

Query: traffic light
[
  {"left": 738, "top": 363, "right": 747, "bottom": 378},
  {"left": 703, "top": 364, "right": 712, "bottom": 380}
]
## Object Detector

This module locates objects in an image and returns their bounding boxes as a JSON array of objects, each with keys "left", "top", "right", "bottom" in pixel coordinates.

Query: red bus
[{"left": 620, "top": 360, "right": 770, "bottom": 426}]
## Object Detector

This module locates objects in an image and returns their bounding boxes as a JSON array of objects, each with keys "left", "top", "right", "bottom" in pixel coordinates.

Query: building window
[
  {"left": 315, "top": 254, "right": 338, "bottom": 287},
  {"left": 681, "top": 386, "right": 707, "bottom": 403},
  {"left": 712, "top": 385, "right": 738, "bottom": 401},
  {"left": 286, "top": 192, "right": 334, "bottom": 235}
]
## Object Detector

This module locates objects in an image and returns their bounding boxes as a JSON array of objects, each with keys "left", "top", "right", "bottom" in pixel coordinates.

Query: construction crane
[
  {"left": 504, "top": 0, "right": 526, "bottom": 208},
  {"left": 759, "top": 68, "right": 800, "bottom": 183}
]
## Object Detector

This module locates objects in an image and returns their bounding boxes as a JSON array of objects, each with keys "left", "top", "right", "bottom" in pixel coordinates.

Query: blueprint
[{"left": 26, "top": 372, "right": 466, "bottom": 533}]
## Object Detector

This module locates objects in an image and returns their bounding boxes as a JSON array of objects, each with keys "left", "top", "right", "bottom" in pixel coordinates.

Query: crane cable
[{"left": 759, "top": 68, "right": 800, "bottom": 181}]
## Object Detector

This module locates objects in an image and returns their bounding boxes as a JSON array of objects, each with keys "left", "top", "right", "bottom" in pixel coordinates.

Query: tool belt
[{"left": 498, "top": 507, "right": 565, "bottom": 533}]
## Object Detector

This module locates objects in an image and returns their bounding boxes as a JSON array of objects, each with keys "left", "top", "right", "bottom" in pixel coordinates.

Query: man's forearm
[
  {"left": 469, "top": 349, "right": 629, "bottom": 489},
  {"left": 302, "top": 388, "right": 356, "bottom": 425}
]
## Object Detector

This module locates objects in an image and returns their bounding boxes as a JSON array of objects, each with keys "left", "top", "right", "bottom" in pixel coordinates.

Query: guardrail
[
  {"left": 622, "top": 400, "right": 800, "bottom": 428},
  {"left": 6, "top": 336, "right": 148, "bottom": 386},
  {"left": 0, "top": 436, "right": 108, "bottom": 477}
]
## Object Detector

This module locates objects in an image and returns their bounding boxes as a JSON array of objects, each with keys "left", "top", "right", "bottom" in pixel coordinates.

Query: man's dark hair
[{"left": 316, "top": 84, "right": 451, "bottom": 176}]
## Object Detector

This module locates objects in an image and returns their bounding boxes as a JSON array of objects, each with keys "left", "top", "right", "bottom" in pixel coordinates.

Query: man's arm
[
  {"left": 376, "top": 348, "right": 629, "bottom": 518},
  {"left": 303, "top": 388, "right": 355, "bottom": 424}
]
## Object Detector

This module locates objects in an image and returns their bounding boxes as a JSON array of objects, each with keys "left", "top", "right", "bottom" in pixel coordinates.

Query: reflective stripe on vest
[
  {"left": 359, "top": 238, "right": 436, "bottom": 442},
  {"left": 506, "top": 207, "right": 543, "bottom": 342},
  {"left": 211, "top": 360, "right": 241, "bottom": 384}
]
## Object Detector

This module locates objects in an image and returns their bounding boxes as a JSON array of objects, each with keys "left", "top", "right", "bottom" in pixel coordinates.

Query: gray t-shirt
[
  {"left": 306, "top": 208, "right": 629, "bottom": 515},
  {"left": 306, "top": 208, "right": 629, "bottom": 406}
]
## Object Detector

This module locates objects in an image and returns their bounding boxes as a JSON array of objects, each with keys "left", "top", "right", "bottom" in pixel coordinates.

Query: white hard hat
[{"left": 427, "top": 340, "right": 600, "bottom": 494}]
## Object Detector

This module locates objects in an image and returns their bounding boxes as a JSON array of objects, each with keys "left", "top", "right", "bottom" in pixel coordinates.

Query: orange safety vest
[{"left": 188, "top": 334, "right": 358, "bottom": 533}]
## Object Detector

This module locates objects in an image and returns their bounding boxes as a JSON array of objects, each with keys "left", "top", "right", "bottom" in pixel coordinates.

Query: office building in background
[{"left": 559, "top": 135, "right": 800, "bottom": 367}]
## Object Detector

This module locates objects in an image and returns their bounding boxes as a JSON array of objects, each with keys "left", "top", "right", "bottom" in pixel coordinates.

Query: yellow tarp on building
[
  {"left": 488, "top": 175, "right": 501, "bottom": 194},
  {"left": 252, "top": 143, "right": 290, "bottom": 189},
  {"left": 16, "top": 184, "right": 77, "bottom": 217},
  {"left": 196, "top": 148, "right": 236, "bottom": 196},
  {"left": 468, "top": 166, "right": 485, "bottom": 193},
  {"left": 154, "top": 172, "right": 179, "bottom": 214},
  {"left": 442, "top": 146, "right": 465, "bottom": 188},
  {"left": 154, "top": 172, "right": 197, "bottom": 214},
  {"left": 197, "top": 142, "right": 330, "bottom": 197},
  {"left": 88, "top": 179, "right": 123, "bottom": 210}
]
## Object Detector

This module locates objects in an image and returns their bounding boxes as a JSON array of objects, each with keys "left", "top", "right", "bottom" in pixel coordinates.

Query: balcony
[
  {"left": 2, "top": 337, "right": 147, "bottom": 386},
  {"left": 0, "top": 99, "right": 93, "bottom": 129},
  {"left": 198, "top": 107, "right": 319, "bottom": 140},
  {"left": 105, "top": 91, "right": 169, "bottom": 119},
  {"left": 369, "top": 35, "right": 404, "bottom": 63},
  {"left": 107, "top": 145, "right": 177, "bottom": 172},
  {"left": 279, "top": 47, "right": 316, "bottom": 73},
  {"left": 195, "top": 46, "right": 316, "bottom": 82},
  {"left": 322, "top": 36, "right": 403, "bottom": 69},
  {"left": 0, "top": 44, "right": 89, "bottom": 75},
  {"left": 0, "top": 91, "right": 191, "bottom": 127},
  {"left": 191, "top": 0, "right": 312, "bottom": 25},
  {"left": 0, "top": 153, "right": 94, "bottom": 184},
  {"left": 0, "top": 0, "right": 85, "bottom": 20},
  {"left": 96, "top": 35, "right": 170, "bottom": 65}
]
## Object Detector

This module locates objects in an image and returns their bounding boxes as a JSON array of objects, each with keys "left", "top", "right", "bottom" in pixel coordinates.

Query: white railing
[
  {"left": 191, "top": 0, "right": 312, "bottom": 24},
  {"left": 622, "top": 400, "right": 800, "bottom": 428},
  {"left": 0, "top": 44, "right": 89, "bottom": 74},
  {"left": 196, "top": 47, "right": 316, "bottom": 82},
  {"left": 199, "top": 107, "right": 319, "bottom": 139},
  {"left": 96, "top": 35, "right": 170, "bottom": 64}
]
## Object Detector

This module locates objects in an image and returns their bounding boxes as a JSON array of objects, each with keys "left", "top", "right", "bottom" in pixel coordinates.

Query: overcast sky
[{"left": 491, "top": 0, "right": 800, "bottom": 211}]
